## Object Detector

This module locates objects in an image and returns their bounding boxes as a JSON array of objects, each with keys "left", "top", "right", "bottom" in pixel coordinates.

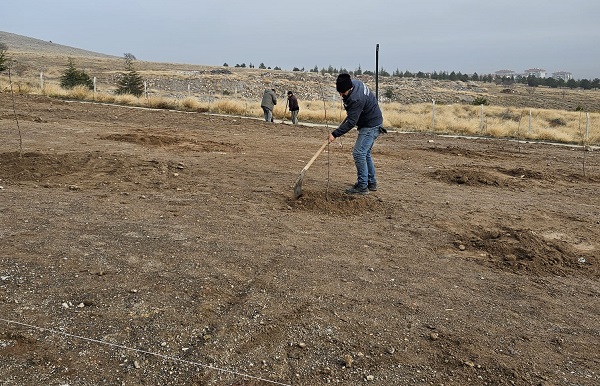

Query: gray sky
[{"left": 4, "top": 0, "right": 599, "bottom": 79}]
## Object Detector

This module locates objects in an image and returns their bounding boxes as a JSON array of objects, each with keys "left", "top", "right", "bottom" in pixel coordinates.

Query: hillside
[
  {"left": 1, "top": 31, "right": 599, "bottom": 112},
  {"left": 0, "top": 31, "right": 117, "bottom": 59}
]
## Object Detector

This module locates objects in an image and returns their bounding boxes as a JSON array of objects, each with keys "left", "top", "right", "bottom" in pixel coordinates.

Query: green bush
[
  {"left": 472, "top": 96, "right": 489, "bottom": 106},
  {"left": 0, "top": 42, "right": 10, "bottom": 72},
  {"left": 60, "top": 58, "right": 93, "bottom": 90},
  {"left": 116, "top": 54, "right": 144, "bottom": 97}
]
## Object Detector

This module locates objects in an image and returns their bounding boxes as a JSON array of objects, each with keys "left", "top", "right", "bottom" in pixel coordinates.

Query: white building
[
  {"left": 494, "top": 69, "right": 516, "bottom": 78},
  {"left": 552, "top": 71, "right": 573, "bottom": 81},
  {"left": 524, "top": 68, "right": 547, "bottom": 78}
]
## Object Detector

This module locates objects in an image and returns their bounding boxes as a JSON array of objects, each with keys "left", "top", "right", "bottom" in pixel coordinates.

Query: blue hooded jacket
[{"left": 331, "top": 79, "right": 383, "bottom": 138}]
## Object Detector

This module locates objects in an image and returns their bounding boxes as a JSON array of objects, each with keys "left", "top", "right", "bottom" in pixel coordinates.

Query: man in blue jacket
[{"left": 328, "top": 73, "right": 385, "bottom": 195}]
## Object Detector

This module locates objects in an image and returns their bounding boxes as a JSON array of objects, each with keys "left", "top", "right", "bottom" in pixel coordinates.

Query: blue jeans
[
  {"left": 353, "top": 125, "right": 381, "bottom": 187},
  {"left": 262, "top": 107, "right": 273, "bottom": 122}
]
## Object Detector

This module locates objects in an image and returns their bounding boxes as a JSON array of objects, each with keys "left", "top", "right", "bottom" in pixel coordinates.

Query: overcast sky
[{"left": 4, "top": 0, "right": 599, "bottom": 79}]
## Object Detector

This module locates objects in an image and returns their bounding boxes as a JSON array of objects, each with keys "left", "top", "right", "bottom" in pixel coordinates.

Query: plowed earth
[{"left": 1, "top": 93, "right": 599, "bottom": 385}]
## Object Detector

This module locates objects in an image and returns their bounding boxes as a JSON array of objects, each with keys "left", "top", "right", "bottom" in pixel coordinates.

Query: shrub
[
  {"left": 548, "top": 118, "right": 566, "bottom": 127},
  {"left": 0, "top": 42, "right": 8, "bottom": 72},
  {"left": 472, "top": 96, "right": 489, "bottom": 106},
  {"left": 60, "top": 58, "right": 93, "bottom": 90},
  {"left": 116, "top": 54, "right": 144, "bottom": 97}
]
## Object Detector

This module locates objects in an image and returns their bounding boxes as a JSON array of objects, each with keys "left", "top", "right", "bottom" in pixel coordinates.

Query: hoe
[{"left": 293, "top": 140, "right": 328, "bottom": 199}]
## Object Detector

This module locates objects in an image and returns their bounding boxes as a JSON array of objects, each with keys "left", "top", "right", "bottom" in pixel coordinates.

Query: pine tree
[
  {"left": 60, "top": 58, "right": 94, "bottom": 89},
  {"left": 116, "top": 54, "right": 144, "bottom": 97},
  {"left": 0, "top": 42, "right": 8, "bottom": 72}
]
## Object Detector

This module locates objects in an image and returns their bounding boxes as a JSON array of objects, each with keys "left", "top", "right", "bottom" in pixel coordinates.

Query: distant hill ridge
[{"left": 0, "top": 30, "right": 118, "bottom": 59}]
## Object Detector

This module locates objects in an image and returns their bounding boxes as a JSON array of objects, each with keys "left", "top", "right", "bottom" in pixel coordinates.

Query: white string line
[
  {"left": 0, "top": 317, "right": 292, "bottom": 386},
  {"left": 318, "top": 79, "right": 330, "bottom": 197}
]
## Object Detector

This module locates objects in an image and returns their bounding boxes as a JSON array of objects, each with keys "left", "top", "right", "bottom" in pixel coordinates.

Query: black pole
[{"left": 375, "top": 44, "right": 379, "bottom": 101}]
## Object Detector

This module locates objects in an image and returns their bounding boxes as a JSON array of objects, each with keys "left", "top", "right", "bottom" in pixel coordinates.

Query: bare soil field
[{"left": 0, "top": 91, "right": 599, "bottom": 386}]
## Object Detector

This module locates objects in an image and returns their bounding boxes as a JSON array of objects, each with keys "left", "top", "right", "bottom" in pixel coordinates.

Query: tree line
[
  {"left": 236, "top": 60, "right": 600, "bottom": 90},
  {"left": 305, "top": 65, "right": 600, "bottom": 90}
]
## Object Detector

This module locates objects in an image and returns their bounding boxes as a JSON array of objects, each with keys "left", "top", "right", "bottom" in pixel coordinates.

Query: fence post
[
  {"left": 586, "top": 112, "right": 589, "bottom": 142},
  {"left": 432, "top": 99, "right": 435, "bottom": 131},
  {"left": 188, "top": 83, "right": 191, "bottom": 97},
  {"left": 529, "top": 109, "right": 532, "bottom": 134},
  {"left": 40, "top": 72, "right": 44, "bottom": 90}
]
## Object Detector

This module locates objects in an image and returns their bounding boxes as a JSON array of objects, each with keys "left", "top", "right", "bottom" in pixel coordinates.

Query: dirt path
[{"left": 1, "top": 93, "right": 599, "bottom": 385}]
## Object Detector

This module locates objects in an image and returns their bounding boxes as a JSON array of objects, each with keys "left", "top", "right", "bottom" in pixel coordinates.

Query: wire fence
[
  {"left": 388, "top": 100, "right": 599, "bottom": 146},
  {"left": 3, "top": 71, "right": 599, "bottom": 146}
]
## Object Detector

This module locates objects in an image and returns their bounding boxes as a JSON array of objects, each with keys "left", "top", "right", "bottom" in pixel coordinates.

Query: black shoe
[
  {"left": 345, "top": 184, "right": 369, "bottom": 195},
  {"left": 368, "top": 183, "right": 377, "bottom": 191}
]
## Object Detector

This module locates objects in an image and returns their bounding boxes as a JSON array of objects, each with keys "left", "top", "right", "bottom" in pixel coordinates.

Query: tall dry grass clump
[
  {"left": 301, "top": 100, "right": 346, "bottom": 124},
  {"left": 180, "top": 97, "right": 209, "bottom": 113},
  {"left": 93, "top": 93, "right": 117, "bottom": 104},
  {"left": 0, "top": 78, "right": 36, "bottom": 94},
  {"left": 40, "top": 83, "right": 68, "bottom": 98},
  {"left": 69, "top": 85, "right": 94, "bottom": 100},
  {"left": 381, "top": 102, "right": 599, "bottom": 144},
  {"left": 382, "top": 103, "right": 433, "bottom": 132},
  {"left": 209, "top": 99, "right": 248, "bottom": 116},
  {"left": 145, "top": 96, "right": 176, "bottom": 110}
]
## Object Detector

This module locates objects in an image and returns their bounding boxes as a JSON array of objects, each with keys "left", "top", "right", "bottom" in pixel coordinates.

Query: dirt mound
[
  {"left": 452, "top": 226, "right": 597, "bottom": 277},
  {"left": 288, "top": 191, "right": 388, "bottom": 216},
  {"left": 430, "top": 166, "right": 549, "bottom": 187}
]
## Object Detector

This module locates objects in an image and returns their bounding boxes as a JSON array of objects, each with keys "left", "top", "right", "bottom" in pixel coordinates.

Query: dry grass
[
  {"left": 0, "top": 78, "right": 36, "bottom": 94},
  {"left": 381, "top": 101, "right": 599, "bottom": 144},
  {"left": 1, "top": 77, "right": 598, "bottom": 145}
]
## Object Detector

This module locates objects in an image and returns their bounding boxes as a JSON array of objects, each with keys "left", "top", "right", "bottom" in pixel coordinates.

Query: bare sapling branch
[{"left": 8, "top": 63, "right": 23, "bottom": 157}]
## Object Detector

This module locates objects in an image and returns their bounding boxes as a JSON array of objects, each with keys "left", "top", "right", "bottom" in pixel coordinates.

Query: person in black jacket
[
  {"left": 328, "top": 73, "right": 385, "bottom": 195},
  {"left": 287, "top": 91, "right": 299, "bottom": 124}
]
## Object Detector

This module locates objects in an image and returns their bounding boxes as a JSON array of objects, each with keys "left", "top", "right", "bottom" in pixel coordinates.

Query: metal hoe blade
[
  {"left": 293, "top": 170, "right": 306, "bottom": 199},
  {"left": 293, "top": 141, "right": 328, "bottom": 199}
]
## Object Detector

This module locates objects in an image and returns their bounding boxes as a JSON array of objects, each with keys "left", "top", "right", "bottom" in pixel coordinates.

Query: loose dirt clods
[{"left": 1, "top": 92, "right": 598, "bottom": 385}]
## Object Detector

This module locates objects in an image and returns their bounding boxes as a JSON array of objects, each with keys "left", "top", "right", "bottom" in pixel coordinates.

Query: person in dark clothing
[
  {"left": 328, "top": 73, "right": 385, "bottom": 195},
  {"left": 261, "top": 88, "right": 277, "bottom": 122},
  {"left": 287, "top": 91, "right": 299, "bottom": 124}
]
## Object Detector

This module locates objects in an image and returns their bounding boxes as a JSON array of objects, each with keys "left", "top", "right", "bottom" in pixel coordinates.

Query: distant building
[
  {"left": 525, "top": 68, "right": 546, "bottom": 78},
  {"left": 552, "top": 71, "right": 573, "bottom": 81},
  {"left": 495, "top": 69, "right": 516, "bottom": 78}
]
